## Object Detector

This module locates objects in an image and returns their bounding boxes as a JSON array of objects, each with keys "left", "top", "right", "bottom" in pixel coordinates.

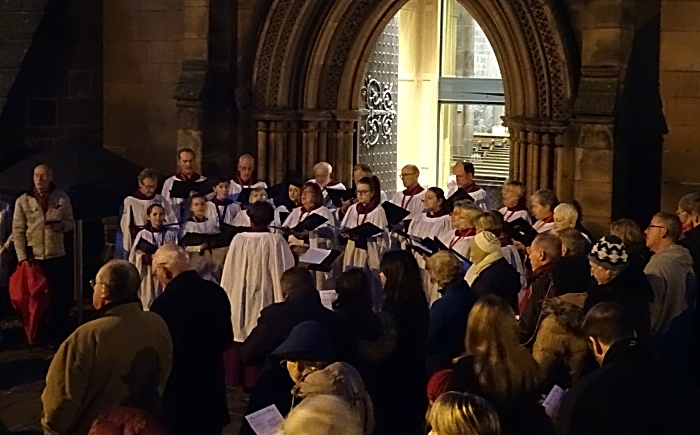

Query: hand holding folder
[
  {"left": 503, "top": 217, "right": 539, "bottom": 246},
  {"left": 342, "top": 222, "right": 384, "bottom": 250}
]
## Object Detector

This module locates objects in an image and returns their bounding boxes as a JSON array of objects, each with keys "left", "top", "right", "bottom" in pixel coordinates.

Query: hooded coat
[{"left": 292, "top": 362, "right": 375, "bottom": 435}]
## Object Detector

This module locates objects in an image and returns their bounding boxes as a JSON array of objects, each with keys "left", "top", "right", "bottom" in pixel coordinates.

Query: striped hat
[{"left": 588, "top": 236, "right": 628, "bottom": 272}]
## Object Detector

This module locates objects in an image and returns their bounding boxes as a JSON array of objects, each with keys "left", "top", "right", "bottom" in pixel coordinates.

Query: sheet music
[
  {"left": 543, "top": 385, "right": 567, "bottom": 417},
  {"left": 320, "top": 290, "right": 338, "bottom": 310},
  {"left": 298, "top": 248, "right": 332, "bottom": 265},
  {"left": 244, "top": 405, "right": 284, "bottom": 435},
  {"left": 411, "top": 239, "right": 434, "bottom": 255}
]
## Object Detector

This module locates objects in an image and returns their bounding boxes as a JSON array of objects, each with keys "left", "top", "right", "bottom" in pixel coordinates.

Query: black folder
[
  {"left": 503, "top": 217, "right": 538, "bottom": 246},
  {"left": 180, "top": 232, "right": 209, "bottom": 248},
  {"left": 327, "top": 188, "right": 356, "bottom": 207},
  {"left": 134, "top": 237, "right": 158, "bottom": 255},
  {"left": 208, "top": 224, "right": 246, "bottom": 249},
  {"left": 279, "top": 211, "right": 291, "bottom": 225},
  {"left": 446, "top": 188, "right": 476, "bottom": 204},
  {"left": 381, "top": 201, "right": 411, "bottom": 227},
  {"left": 410, "top": 236, "right": 472, "bottom": 265},
  {"left": 344, "top": 222, "right": 384, "bottom": 250},
  {"left": 298, "top": 248, "right": 342, "bottom": 272},
  {"left": 292, "top": 214, "right": 328, "bottom": 232},
  {"left": 236, "top": 188, "right": 254, "bottom": 206},
  {"left": 170, "top": 179, "right": 214, "bottom": 199}
]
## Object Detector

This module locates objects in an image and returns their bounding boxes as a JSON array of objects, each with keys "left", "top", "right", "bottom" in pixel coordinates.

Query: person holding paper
[
  {"left": 129, "top": 204, "right": 179, "bottom": 310},
  {"left": 446, "top": 161, "right": 491, "bottom": 211},
  {"left": 437, "top": 200, "right": 482, "bottom": 260},
  {"left": 530, "top": 189, "right": 559, "bottom": 233},
  {"left": 119, "top": 168, "right": 177, "bottom": 259},
  {"left": 308, "top": 161, "right": 346, "bottom": 202},
  {"left": 161, "top": 148, "right": 208, "bottom": 221},
  {"left": 230, "top": 154, "right": 268, "bottom": 196},
  {"left": 391, "top": 164, "right": 426, "bottom": 222},
  {"left": 232, "top": 187, "right": 269, "bottom": 227},
  {"left": 179, "top": 194, "right": 221, "bottom": 283},
  {"left": 499, "top": 180, "right": 532, "bottom": 224},
  {"left": 340, "top": 176, "right": 390, "bottom": 308},
  {"left": 12, "top": 163, "right": 75, "bottom": 346},
  {"left": 338, "top": 165, "right": 388, "bottom": 218},
  {"left": 208, "top": 177, "right": 241, "bottom": 226}
]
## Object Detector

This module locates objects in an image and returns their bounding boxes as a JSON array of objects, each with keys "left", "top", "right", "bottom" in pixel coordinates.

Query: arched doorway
[{"left": 246, "top": 0, "right": 578, "bottom": 200}]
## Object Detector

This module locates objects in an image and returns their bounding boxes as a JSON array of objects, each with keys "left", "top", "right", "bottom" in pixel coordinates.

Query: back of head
[
  {"left": 559, "top": 228, "right": 591, "bottom": 257},
  {"left": 89, "top": 406, "right": 167, "bottom": 435},
  {"left": 334, "top": 269, "right": 373, "bottom": 314},
  {"left": 381, "top": 250, "right": 426, "bottom": 309},
  {"left": 248, "top": 201, "right": 275, "bottom": 227},
  {"left": 153, "top": 245, "right": 191, "bottom": 272},
  {"left": 474, "top": 211, "right": 504, "bottom": 236},
  {"left": 466, "top": 295, "right": 541, "bottom": 399},
  {"left": 426, "top": 251, "right": 463, "bottom": 288},
  {"left": 678, "top": 192, "right": 700, "bottom": 213},
  {"left": 427, "top": 392, "right": 501, "bottom": 435},
  {"left": 589, "top": 235, "right": 629, "bottom": 275},
  {"left": 283, "top": 395, "right": 363, "bottom": 435},
  {"left": 102, "top": 260, "right": 141, "bottom": 303},
  {"left": 272, "top": 320, "right": 336, "bottom": 363},
  {"left": 609, "top": 218, "right": 645, "bottom": 247},
  {"left": 552, "top": 256, "right": 593, "bottom": 294},
  {"left": 653, "top": 212, "right": 682, "bottom": 243},
  {"left": 280, "top": 267, "right": 315, "bottom": 299},
  {"left": 533, "top": 232, "right": 562, "bottom": 263},
  {"left": 583, "top": 302, "right": 635, "bottom": 346}
]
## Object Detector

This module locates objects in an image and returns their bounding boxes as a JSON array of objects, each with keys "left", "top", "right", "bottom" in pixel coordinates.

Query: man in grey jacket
[
  {"left": 644, "top": 212, "right": 696, "bottom": 368},
  {"left": 12, "top": 164, "right": 74, "bottom": 345}
]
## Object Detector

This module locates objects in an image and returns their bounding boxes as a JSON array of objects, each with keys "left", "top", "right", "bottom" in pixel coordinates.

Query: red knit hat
[{"left": 427, "top": 369, "right": 453, "bottom": 402}]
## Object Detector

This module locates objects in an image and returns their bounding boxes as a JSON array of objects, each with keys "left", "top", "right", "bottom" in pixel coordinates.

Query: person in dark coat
[
  {"left": 149, "top": 245, "right": 233, "bottom": 435},
  {"left": 556, "top": 302, "right": 700, "bottom": 435},
  {"left": 426, "top": 250, "right": 478, "bottom": 375},
  {"left": 239, "top": 267, "right": 356, "bottom": 435},
  {"left": 609, "top": 218, "right": 651, "bottom": 269},
  {"left": 466, "top": 231, "right": 521, "bottom": 310}
]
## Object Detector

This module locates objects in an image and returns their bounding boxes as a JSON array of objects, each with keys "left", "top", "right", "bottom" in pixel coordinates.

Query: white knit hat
[{"left": 473, "top": 231, "right": 501, "bottom": 254}]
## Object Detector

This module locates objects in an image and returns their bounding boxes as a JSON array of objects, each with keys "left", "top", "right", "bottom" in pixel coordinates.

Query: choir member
[
  {"left": 531, "top": 189, "right": 559, "bottom": 233},
  {"left": 499, "top": 180, "right": 531, "bottom": 224},
  {"left": 230, "top": 154, "right": 268, "bottom": 196},
  {"left": 180, "top": 194, "right": 221, "bottom": 282},
  {"left": 553, "top": 203, "right": 590, "bottom": 242},
  {"left": 273, "top": 180, "right": 303, "bottom": 229},
  {"left": 220, "top": 202, "right": 295, "bottom": 386},
  {"left": 308, "top": 161, "right": 346, "bottom": 199},
  {"left": 392, "top": 164, "right": 426, "bottom": 221},
  {"left": 161, "top": 148, "right": 208, "bottom": 221},
  {"left": 437, "top": 200, "right": 482, "bottom": 260},
  {"left": 337, "top": 164, "right": 388, "bottom": 220},
  {"left": 232, "top": 187, "right": 268, "bottom": 227},
  {"left": 340, "top": 176, "right": 390, "bottom": 308},
  {"left": 119, "top": 168, "right": 177, "bottom": 259},
  {"left": 129, "top": 203, "right": 178, "bottom": 310},
  {"left": 208, "top": 177, "right": 241, "bottom": 226},
  {"left": 447, "top": 161, "right": 491, "bottom": 211}
]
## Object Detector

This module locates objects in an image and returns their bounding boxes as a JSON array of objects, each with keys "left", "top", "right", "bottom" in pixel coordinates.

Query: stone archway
[{"left": 246, "top": 0, "right": 579, "bottom": 199}]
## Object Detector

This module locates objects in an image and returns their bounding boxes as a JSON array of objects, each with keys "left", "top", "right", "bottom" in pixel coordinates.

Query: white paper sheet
[
  {"left": 244, "top": 405, "right": 285, "bottom": 435},
  {"left": 298, "top": 247, "right": 332, "bottom": 265},
  {"left": 320, "top": 290, "right": 338, "bottom": 310},
  {"left": 543, "top": 385, "right": 567, "bottom": 417}
]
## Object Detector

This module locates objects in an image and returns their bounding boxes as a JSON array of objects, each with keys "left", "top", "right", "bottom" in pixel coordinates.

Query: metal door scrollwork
[{"left": 360, "top": 75, "right": 397, "bottom": 149}]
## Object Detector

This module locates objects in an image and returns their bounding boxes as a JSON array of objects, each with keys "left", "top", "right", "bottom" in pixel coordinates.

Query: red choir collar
[
  {"left": 300, "top": 204, "right": 320, "bottom": 214},
  {"left": 499, "top": 234, "right": 512, "bottom": 247},
  {"left": 427, "top": 209, "right": 449, "bottom": 218},
  {"left": 539, "top": 214, "right": 554, "bottom": 224},
  {"left": 177, "top": 172, "right": 200, "bottom": 182},
  {"left": 507, "top": 203, "right": 526, "bottom": 212},
  {"left": 683, "top": 224, "right": 693, "bottom": 234},
  {"left": 324, "top": 179, "right": 342, "bottom": 188},
  {"left": 132, "top": 190, "right": 156, "bottom": 201},
  {"left": 233, "top": 174, "right": 258, "bottom": 186},
  {"left": 454, "top": 228, "right": 476, "bottom": 238},
  {"left": 402, "top": 183, "right": 425, "bottom": 196},
  {"left": 462, "top": 182, "right": 481, "bottom": 194},
  {"left": 356, "top": 199, "right": 379, "bottom": 215}
]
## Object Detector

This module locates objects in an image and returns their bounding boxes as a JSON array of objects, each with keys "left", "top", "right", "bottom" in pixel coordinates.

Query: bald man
[
  {"left": 13, "top": 163, "right": 75, "bottom": 345},
  {"left": 446, "top": 161, "right": 491, "bottom": 211},
  {"left": 230, "top": 154, "right": 268, "bottom": 196},
  {"left": 161, "top": 148, "right": 208, "bottom": 221},
  {"left": 391, "top": 164, "right": 426, "bottom": 221}
]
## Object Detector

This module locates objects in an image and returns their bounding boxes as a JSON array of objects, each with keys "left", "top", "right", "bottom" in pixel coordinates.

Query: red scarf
[
  {"left": 450, "top": 228, "right": 476, "bottom": 248},
  {"left": 401, "top": 184, "right": 425, "bottom": 209},
  {"left": 519, "top": 262, "right": 556, "bottom": 314},
  {"left": 538, "top": 214, "right": 554, "bottom": 224},
  {"left": 177, "top": 172, "right": 200, "bottom": 182},
  {"left": 683, "top": 224, "right": 693, "bottom": 234}
]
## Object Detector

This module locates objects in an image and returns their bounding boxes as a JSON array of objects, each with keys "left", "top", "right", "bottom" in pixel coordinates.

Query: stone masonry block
[
  {"left": 575, "top": 122, "right": 614, "bottom": 149},
  {"left": 661, "top": 1, "right": 700, "bottom": 32},
  {"left": 184, "top": 6, "right": 209, "bottom": 39},
  {"left": 662, "top": 97, "right": 700, "bottom": 127},
  {"left": 660, "top": 71, "right": 700, "bottom": 98},
  {"left": 574, "top": 180, "right": 613, "bottom": 218},
  {"left": 575, "top": 147, "right": 613, "bottom": 183},
  {"left": 661, "top": 31, "right": 700, "bottom": 71},
  {"left": 148, "top": 40, "right": 182, "bottom": 63},
  {"left": 581, "top": 28, "right": 623, "bottom": 66},
  {"left": 663, "top": 149, "right": 700, "bottom": 184}
]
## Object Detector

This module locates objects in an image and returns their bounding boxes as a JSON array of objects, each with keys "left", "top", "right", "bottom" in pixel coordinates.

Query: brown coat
[{"left": 532, "top": 292, "right": 589, "bottom": 388}]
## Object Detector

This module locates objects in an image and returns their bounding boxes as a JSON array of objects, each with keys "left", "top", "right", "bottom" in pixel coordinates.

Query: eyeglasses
[
  {"left": 279, "top": 359, "right": 288, "bottom": 368},
  {"left": 399, "top": 172, "right": 418, "bottom": 178},
  {"left": 89, "top": 279, "right": 102, "bottom": 289},
  {"left": 647, "top": 224, "right": 666, "bottom": 230},
  {"left": 356, "top": 190, "right": 371, "bottom": 195}
]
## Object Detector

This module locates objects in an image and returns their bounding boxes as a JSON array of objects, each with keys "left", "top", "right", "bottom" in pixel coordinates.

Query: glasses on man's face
[
  {"left": 647, "top": 224, "right": 666, "bottom": 230},
  {"left": 89, "top": 279, "right": 97, "bottom": 288},
  {"left": 399, "top": 172, "right": 417, "bottom": 178},
  {"left": 279, "top": 359, "right": 288, "bottom": 368},
  {"left": 356, "top": 190, "right": 371, "bottom": 195}
]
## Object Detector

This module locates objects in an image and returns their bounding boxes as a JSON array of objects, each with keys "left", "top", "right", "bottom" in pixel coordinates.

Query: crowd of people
[{"left": 1, "top": 148, "right": 700, "bottom": 434}]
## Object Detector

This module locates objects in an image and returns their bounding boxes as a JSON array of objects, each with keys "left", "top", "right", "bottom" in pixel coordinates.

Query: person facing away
[
  {"left": 555, "top": 302, "right": 700, "bottom": 435},
  {"left": 609, "top": 218, "right": 651, "bottom": 268},
  {"left": 149, "top": 245, "right": 233, "bottom": 435},
  {"left": 41, "top": 260, "right": 172, "bottom": 435},
  {"left": 13, "top": 163, "right": 75, "bottom": 345},
  {"left": 283, "top": 394, "right": 363, "bottom": 435},
  {"left": 558, "top": 228, "right": 591, "bottom": 258},
  {"left": 427, "top": 392, "right": 502, "bottom": 435},
  {"left": 466, "top": 231, "right": 521, "bottom": 311},
  {"left": 448, "top": 295, "right": 553, "bottom": 435}
]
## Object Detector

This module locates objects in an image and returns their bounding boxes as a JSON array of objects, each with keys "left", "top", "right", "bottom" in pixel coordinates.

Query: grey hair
[
  {"left": 653, "top": 212, "right": 682, "bottom": 243},
  {"left": 453, "top": 200, "right": 481, "bottom": 213},
  {"left": 678, "top": 193, "right": 700, "bottom": 213},
  {"left": 153, "top": 244, "right": 191, "bottom": 270},
  {"left": 138, "top": 168, "right": 159, "bottom": 184},
  {"left": 314, "top": 161, "right": 332, "bottom": 172},
  {"left": 554, "top": 203, "right": 579, "bottom": 228},
  {"left": 102, "top": 260, "right": 141, "bottom": 301}
]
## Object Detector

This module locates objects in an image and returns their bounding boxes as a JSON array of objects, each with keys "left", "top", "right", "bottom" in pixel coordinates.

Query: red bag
[{"left": 9, "top": 261, "right": 50, "bottom": 345}]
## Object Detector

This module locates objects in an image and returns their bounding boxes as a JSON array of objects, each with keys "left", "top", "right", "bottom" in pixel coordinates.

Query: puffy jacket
[
  {"left": 292, "top": 362, "right": 374, "bottom": 435},
  {"left": 12, "top": 187, "right": 74, "bottom": 261},
  {"left": 533, "top": 292, "right": 589, "bottom": 389}
]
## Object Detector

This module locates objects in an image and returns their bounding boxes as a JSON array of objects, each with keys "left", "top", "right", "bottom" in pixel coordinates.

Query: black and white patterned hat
[{"left": 588, "top": 236, "right": 628, "bottom": 272}]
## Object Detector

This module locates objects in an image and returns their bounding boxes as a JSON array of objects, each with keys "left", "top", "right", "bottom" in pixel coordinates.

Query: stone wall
[
  {"left": 103, "top": 0, "right": 183, "bottom": 175},
  {"left": 660, "top": 0, "right": 700, "bottom": 212}
]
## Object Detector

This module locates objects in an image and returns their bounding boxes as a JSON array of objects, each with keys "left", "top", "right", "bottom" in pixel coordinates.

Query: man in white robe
[
  {"left": 446, "top": 161, "right": 491, "bottom": 211},
  {"left": 230, "top": 154, "right": 268, "bottom": 197},
  {"left": 161, "top": 148, "right": 208, "bottom": 221},
  {"left": 392, "top": 164, "right": 426, "bottom": 221},
  {"left": 307, "top": 162, "right": 346, "bottom": 204},
  {"left": 118, "top": 168, "right": 177, "bottom": 259},
  {"left": 220, "top": 202, "right": 294, "bottom": 343}
]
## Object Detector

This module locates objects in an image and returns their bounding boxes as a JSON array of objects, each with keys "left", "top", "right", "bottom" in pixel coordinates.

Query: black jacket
[
  {"left": 520, "top": 264, "right": 556, "bottom": 347},
  {"left": 556, "top": 339, "right": 700, "bottom": 435},
  {"left": 149, "top": 270, "right": 233, "bottom": 434},
  {"left": 681, "top": 225, "right": 700, "bottom": 290},
  {"left": 471, "top": 258, "right": 521, "bottom": 311}
]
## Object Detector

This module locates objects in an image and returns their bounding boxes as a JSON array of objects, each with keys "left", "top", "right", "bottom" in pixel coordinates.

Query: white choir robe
[
  {"left": 502, "top": 244, "right": 527, "bottom": 290},
  {"left": 232, "top": 210, "right": 251, "bottom": 227},
  {"left": 220, "top": 232, "right": 295, "bottom": 342},
  {"left": 408, "top": 212, "right": 453, "bottom": 305},
  {"left": 447, "top": 185, "right": 491, "bottom": 211},
  {"left": 340, "top": 204, "right": 390, "bottom": 309},
  {"left": 229, "top": 179, "right": 268, "bottom": 196},
  {"left": 129, "top": 227, "right": 179, "bottom": 310},
  {"left": 533, "top": 219, "right": 554, "bottom": 233},
  {"left": 119, "top": 194, "right": 177, "bottom": 259},
  {"left": 180, "top": 218, "right": 221, "bottom": 283},
  {"left": 282, "top": 206, "right": 339, "bottom": 289},
  {"left": 308, "top": 179, "right": 347, "bottom": 201},
  {"left": 390, "top": 187, "right": 427, "bottom": 249},
  {"left": 161, "top": 174, "right": 208, "bottom": 221},
  {"left": 272, "top": 205, "right": 293, "bottom": 234},
  {"left": 207, "top": 200, "right": 241, "bottom": 226},
  {"left": 499, "top": 207, "right": 532, "bottom": 224},
  {"left": 437, "top": 230, "right": 475, "bottom": 261}
]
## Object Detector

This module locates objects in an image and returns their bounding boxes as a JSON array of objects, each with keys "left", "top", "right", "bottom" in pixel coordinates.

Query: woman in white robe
[
  {"left": 436, "top": 200, "right": 482, "bottom": 260},
  {"left": 531, "top": 189, "right": 558, "bottom": 234},
  {"left": 119, "top": 187, "right": 176, "bottom": 259},
  {"left": 272, "top": 181, "right": 303, "bottom": 231},
  {"left": 179, "top": 194, "right": 221, "bottom": 283},
  {"left": 129, "top": 204, "right": 179, "bottom": 310},
  {"left": 340, "top": 176, "right": 390, "bottom": 309},
  {"left": 407, "top": 187, "right": 452, "bottom": 305},
  {"left": 499, "top": 180, "right": 532, "bottom": 224},
  {"left": 282, "top": 182, "right": 339, "bottom": 289}
]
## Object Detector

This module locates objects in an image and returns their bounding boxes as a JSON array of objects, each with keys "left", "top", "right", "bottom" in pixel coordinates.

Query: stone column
[{"left": 256, "top": 120, "right": 270, "bottom": 182}]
